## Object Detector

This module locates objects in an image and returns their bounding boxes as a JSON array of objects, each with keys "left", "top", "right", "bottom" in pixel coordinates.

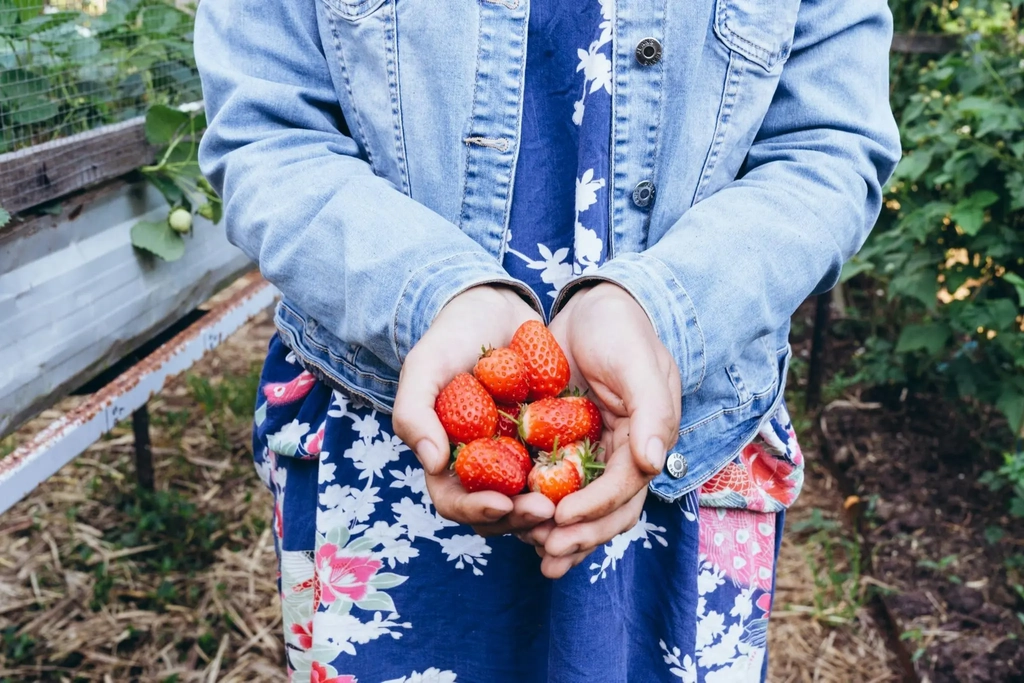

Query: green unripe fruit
[{"left": 168, "top": 208, "right": 192, "bottom": 233}]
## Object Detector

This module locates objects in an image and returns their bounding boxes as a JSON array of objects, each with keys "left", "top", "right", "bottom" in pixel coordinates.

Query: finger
[
  {"left": 553, "top": 445, "right": 648, "bottom": 526},
  {"left": 393, "top": 345, "right": 453, "bottom": 474},
  {"left": 516, "top": 519, "right": 556, "bottom": 548},
  {"left": 540, "top": 549, "right": 591, "bottom": 579},
  {"left": 622, "top": 353, "right": 680, "bottom": 477},
  {"left": 544, "top": 487, "right": 646, "bottom": 557},
  {"left": 425, "top": 471, "right": 512, "bottom": 525},
  {"left": 472, "top": 493, "right": 556, "bottom": 537}
]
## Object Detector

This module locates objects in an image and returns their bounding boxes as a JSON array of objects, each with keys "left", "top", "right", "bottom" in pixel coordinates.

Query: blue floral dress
[{"left": 252, "top": 2, "right": 804, "bottom": 682}]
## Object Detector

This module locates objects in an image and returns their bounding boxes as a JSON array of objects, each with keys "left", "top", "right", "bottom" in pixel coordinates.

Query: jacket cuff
[
  {"left": 551, "top": 252, "right": 706, "bottom": 396},
  {"left": 393, "top": 251, "right": 543, "bottom": 364}
]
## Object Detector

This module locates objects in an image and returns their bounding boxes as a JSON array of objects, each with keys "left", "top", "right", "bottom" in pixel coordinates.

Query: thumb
[
  {"left": 393, "top": 350, "right": 452, "bottom": 475},
  {"left": 625, "top": 374, "right": 678, "bottom": 477}
]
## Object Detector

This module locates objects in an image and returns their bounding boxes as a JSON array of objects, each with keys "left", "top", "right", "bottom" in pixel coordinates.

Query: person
[{"left": 194, "top": 0, "right": 900, "bottom": 679}]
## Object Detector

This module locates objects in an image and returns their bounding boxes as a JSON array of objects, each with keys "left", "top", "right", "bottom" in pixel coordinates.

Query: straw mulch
[{"left": 1, "top": 312, "right": 900, "bottom": 682}]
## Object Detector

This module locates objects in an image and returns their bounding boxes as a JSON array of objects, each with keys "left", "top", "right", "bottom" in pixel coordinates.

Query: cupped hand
[
  {"left": 519, "top": 283, "right": 682, "bottom": 579},
  {"left": 392, "top": 285, "right": 555, "bottom": 536}
]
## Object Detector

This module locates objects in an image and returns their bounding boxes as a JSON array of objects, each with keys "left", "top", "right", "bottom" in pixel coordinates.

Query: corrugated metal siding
[{"left": 0, "top": 181, "right": 252, "bottom": 437}]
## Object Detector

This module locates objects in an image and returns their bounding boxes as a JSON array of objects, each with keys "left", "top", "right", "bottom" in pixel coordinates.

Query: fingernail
[
  {"left": 417, "top": 439, "right": 439, "bottom": 469},
  {"left": 646, "top": 437, "right": 666, "bottom": 472},
  {"left": 483, "top": 506, "right": 507, "bottom": 521}
]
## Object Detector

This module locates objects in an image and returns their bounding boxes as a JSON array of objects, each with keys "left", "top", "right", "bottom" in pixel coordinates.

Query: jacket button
[
  {"left": 635, "top": 38, "right": 662, "bottom": 66},
  {"left": 632, "top": 180, "right": 656, "bottom": 208},
  {"left": 666, "top": 453, "right": 688, "bottom": 479}
]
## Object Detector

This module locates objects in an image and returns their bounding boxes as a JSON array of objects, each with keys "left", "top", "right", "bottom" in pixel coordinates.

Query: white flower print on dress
[
  {"left": 268, "top": 419, "right": 311, "bottom": 456},
  {"left": 438, "top": 534, "right": 492, "bottom": 576},
  {"left": 572, "top": 0, "right": 613, "bottom": 125},
  {"left": 660, "top": 640, "right": 698, "bottom": 683},
  {"left": 384, "top": 669, "right": 458, "bottom": 683},
  {"left": 588, "top": 512, "right": 667, "bottom": 582},
  {"left": 505, "top": 242, "right": 574, "bottom": 300}
]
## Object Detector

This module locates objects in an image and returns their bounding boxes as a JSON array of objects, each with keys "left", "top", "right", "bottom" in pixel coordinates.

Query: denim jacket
[{"left": 194, "top": 0, "right": 901, "bottom": 502}]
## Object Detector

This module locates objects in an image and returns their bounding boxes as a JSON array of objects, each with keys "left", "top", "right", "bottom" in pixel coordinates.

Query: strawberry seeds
[{"left": 434, "top": 320, "right": 605, "bottom": 503}]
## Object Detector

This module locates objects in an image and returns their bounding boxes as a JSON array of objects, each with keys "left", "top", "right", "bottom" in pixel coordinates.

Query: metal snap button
[
  {"left": 635, "top": 37, "right": 663, "bottom": 66},
  {"left": 632, "top": 180, "right": 656, "bottom": 209},
  {"left": 666, "top": 453, "right": 688, "bottom": 479}
]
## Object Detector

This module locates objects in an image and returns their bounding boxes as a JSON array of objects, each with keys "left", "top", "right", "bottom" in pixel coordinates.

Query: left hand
[{"left": 519, "top": 283, "right": 682, "bottom": 579}]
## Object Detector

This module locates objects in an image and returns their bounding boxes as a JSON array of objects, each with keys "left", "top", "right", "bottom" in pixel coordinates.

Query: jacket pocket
[
  {"left": 713, "top": 0, "right": 801, "bottom": 71},
  {"left": 319, "top": 0, "right": 388, "bottom": 21}
]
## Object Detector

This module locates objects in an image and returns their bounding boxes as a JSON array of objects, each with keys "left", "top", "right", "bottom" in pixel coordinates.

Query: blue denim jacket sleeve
[
  {"left": 555, "top": 0, "right": 902, "bottom": 397},
  {"left": 193, "top": 0, "right": 540, "bottom": 372}
]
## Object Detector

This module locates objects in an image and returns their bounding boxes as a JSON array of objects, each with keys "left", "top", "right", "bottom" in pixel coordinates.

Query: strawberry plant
[
  {"left": 129, "top": 103, "right": 221, "bottom": 261},
  {"left": 0, "top": 0, "right": 201, "bottom": 152}
]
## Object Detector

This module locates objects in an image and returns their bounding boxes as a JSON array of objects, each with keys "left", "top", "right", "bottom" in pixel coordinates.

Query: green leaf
[
  {"left": 894, "top": 151, "right": 933, "bottom": 182},
  {"left": 140, "top": 4, "right": 181, "bottom": 35},
  {"left": 895, "top": 323, "right": 951, "bottom": 356},
  {"left": 951, "top": 191, "right": 999, "bottom": 236},
  {"left": 1004, "top": 273, "right": 1024, "bottom": 307},
  {"left": 0, "top": 206, "right": 9, "bottom": 228},
  {"left": 0, "top": 67, "right": 58, "bottom": 125},
  {"left": 147, "top": 173, "right": 184, "bottom": 206},
  {"left": 355, "top": 591, "right": 396, "bottom": 614},
  {"left": 345, "top": 536, "right": 379, "bottom": 553},
  {"left": 130, "top": 218, "right": 185, "bottom": 262},
  {"left": 840, "top": 258, "right": 873, "bottom": 282},
  {"left": 368, "top": 573, "right": 408, "bottom": 590},
  {"left": 13, "top": 0, "right": 43, "bottom": 23},
  {"left": 997, "top": 389, "right": 1024, "bottom": 437},
  {"left": 144, "top": 104, "right": 189, "bottom": 145}
]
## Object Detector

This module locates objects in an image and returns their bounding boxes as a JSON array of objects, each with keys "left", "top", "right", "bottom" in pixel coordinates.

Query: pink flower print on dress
[
  {"left": 698, "top": 508, "right": 777, "bottom": 591},
  {"left": 263, "top": 370, "right": 317, "bottom": 405},
  {"left": 304, "top": 421, "right": 327, "bottom": 456},
  {"left": 756, "top": 592, "right": 772, "bottom": 616},
  {"left": 290, "top": 620, "right": 313, "bottom": 650},
  {"left": 311, "top": 661, "right": 356, "bottom": 683},
  {"left": 740, "top": 443, "right": 798, "bottom": 508},
  {"left": 314, "top": 543, "right": 383, "bottom": 604}
]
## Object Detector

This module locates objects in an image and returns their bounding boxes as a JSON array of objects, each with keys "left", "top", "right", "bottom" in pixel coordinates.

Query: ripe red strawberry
[
  {"left": 528, "top": 441, "right": 605, "bottom": 504},
  {"left": 435, "top": 373, "right": 498, "bottom": 444},
  {"left": 518, "top": 397, "right": 590, "bottom": 451},
  {"left": 495, "top": 403, "right": 521, "bottom": 438},
  {"left": 509, "top": 320, "right": 570, "bottom": 400},
  {"left": 564, "top": 394, "right": 603, "bottom": 443},
  {"left": 454, "top": 438, "right": 526, "bottom": 496},
  {"left": 495, "top": 435, "right": 532, "bottom": 482},
  {"left": 473, "top": 347, "right": 529, "bottom": 404}
]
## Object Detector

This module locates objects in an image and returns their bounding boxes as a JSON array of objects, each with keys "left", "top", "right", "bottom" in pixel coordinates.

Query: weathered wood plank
[
  {"left": 891, "top": 33, "right": 960, "bottom": 54},
  {"left": 0, "top": 179, "right": 253, "bottom": 439},
  {"left": 0, "top": 116, "right": 155, "bottom": 215}
]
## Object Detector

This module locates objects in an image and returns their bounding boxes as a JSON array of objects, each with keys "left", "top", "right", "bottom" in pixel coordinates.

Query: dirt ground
[
  {"left": 0, "top": 312, "right": 901, "bottom": 681},
  {"left": 822, "top": 392, "right": 1024, "bottom": 683}
]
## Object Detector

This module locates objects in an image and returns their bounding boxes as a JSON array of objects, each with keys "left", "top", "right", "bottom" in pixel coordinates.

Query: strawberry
[
  {"left": 473, "top": 347, "right": 529, "bottom": 404},
  {"left": 528, "top": 440, "right": 605, "bottom": 504},
  {"left": 495, "top": 435, "right": 532, "bottom": 482},
  {"left": 509, "top": 320, "right": 570, "bottom": 400},
  {"left": 518, "top": 397, "right": 590, "bottom": 451},
  {"left": 435, "top": 373, "right": 498, "bottom": 445},
  {"left": 495, "top": 403, "right": 521, "bottom": 438},
  {"left": 454, "top": 438, "right": 526, "bottom": 496},
  {"left": 564, "top": 394, "right": 603, "bottom": 444}
]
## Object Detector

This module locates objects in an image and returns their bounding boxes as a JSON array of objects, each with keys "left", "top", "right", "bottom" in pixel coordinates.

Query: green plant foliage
[
  {"left": 846, "top": 0, "right": 1024, "bottom": 516},
  {"left": 0, "top": 0, "right": 202, "bottom": 153},
  {"left": 129, "top": 104, "right": 221, "bottom": 260}
]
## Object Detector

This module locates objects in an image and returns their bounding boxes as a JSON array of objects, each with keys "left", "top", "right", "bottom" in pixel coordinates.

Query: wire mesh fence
[{"left": 0, "top": 0, "right": 200, "bottom": 212}]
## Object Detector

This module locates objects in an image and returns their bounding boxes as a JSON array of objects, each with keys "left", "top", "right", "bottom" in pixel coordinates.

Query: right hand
[{"left": 392, "top": 285, "right": 556, "bottom": 536}]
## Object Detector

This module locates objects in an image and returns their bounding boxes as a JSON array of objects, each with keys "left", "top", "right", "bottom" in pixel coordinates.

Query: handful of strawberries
[{"left": 434, "top": 321, "right": 605, "bottom": 503}]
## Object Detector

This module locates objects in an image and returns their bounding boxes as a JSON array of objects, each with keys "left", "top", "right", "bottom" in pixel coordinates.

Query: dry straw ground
[{"left": 0, "top": 313, "right": 900, "bottom": 682}]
